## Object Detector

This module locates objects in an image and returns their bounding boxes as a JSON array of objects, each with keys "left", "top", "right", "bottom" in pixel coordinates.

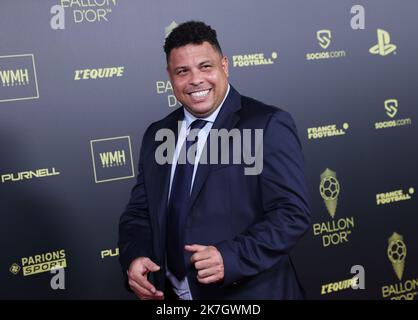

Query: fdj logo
[
  {"left": 317, "top": 30, "right": 332, "bottom": 49},
  {"left": 369, "top": 29, "right": 397, "bottom": 56},
  {"left": 384, "top": 99, "right": 398, "bottom": 118}
]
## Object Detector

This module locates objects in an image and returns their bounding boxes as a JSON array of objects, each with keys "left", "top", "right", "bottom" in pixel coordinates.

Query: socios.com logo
[
  {"left": 384, "top": 99, "right": 398, "bottom": 118},
  {"left": 317, "top": 29, "right": 332, "bottom": 49}
]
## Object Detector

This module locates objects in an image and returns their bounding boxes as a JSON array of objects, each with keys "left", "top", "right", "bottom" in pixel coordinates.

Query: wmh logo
[
  {"left": 0, "top": 68, "right": 29, "bottom": 86},
  {"left": 100, "top": 150, "right": 126, "bottom": 168},
  {"left": 0, "top": 54, "right": 39, "bottom": 103},
  {"left": 90, "top": 136, "right": 135, "bottom": 183}
]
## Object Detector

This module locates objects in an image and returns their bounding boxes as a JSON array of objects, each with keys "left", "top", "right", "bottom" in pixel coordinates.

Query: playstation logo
[{"left": 369, "top": 29, "right": 397, "bottom": 56}]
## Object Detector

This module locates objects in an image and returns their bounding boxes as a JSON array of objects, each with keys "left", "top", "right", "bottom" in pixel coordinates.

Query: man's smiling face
[{"left": 167, "top": 41, "right": 229, "bottom": 118}]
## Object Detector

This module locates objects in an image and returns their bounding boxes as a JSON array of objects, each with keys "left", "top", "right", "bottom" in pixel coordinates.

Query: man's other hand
[
  {"left": 128, "top": 257, "right": 164, "bottom": 300},
  {"left": 185, "top": 244, "right": 224, "bottom": 284}
]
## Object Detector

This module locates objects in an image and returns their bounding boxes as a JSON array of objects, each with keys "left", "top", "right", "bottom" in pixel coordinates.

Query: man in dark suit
[{"left": 118, "top": 21, "right": 311, "bottom": 300}]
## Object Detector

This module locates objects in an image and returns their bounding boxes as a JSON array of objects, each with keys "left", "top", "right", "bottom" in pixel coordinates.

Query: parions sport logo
[{"left": 10, "top": 250, "right": 67, "bottom": 276}]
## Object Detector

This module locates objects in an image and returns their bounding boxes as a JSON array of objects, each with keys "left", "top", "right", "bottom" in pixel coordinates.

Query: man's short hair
[{"left": 164, "top": 21, "right": 223, "bottom": 61}]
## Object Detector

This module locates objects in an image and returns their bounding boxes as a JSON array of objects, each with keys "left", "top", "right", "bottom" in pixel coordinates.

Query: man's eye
[
  {"left": 177, "top": 69, "right": 187, "bottom": 75},
  {"left": 202, "top": 65, "right": 211, "bottom": 69}
]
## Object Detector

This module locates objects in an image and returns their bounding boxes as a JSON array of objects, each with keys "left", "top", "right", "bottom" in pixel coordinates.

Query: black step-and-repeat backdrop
[{"left": 1, "top": 0, "right": 417, "bottom": 299}]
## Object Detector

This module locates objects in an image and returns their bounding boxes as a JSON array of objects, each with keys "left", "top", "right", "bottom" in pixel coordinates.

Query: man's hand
[
  {"left": 128, "top": 257, "right": 164, "bottom": 300},
  {"left": 185, "top": 244, "right": 224, "bottom": 284}
]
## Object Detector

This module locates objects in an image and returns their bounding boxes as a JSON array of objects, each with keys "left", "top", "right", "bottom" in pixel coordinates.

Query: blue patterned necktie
[{"left": 167, "top": 119, "right": 208, "bottom": 280}]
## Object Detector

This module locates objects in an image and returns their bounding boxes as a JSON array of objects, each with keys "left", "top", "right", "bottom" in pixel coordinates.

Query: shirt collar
[{"left": 183, "top": 84, "right": 230, "bottom": 128}]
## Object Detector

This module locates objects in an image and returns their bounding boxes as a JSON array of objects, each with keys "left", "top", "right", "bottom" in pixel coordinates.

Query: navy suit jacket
[{"left": 118, "top": 86, "right": 311, "bottom": 299}]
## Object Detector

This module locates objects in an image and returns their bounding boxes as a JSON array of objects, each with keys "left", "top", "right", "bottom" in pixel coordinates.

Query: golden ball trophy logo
[
  {"left": 387, "top": 232, "right": 407, "bottom": 281},
  {"left": 381, "top": 232, "right": 417, "bottom": 300},
  {"left": 319, "top": 168, "right": 340, "bottom": 218},
  {"left": 313, "top": 168, "right": 353, "bottom": 248}
]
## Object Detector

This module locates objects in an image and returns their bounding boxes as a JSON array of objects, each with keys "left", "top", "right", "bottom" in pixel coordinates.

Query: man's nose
[{"left": 189, "top": 70, "right": 204, "bottom": 86}]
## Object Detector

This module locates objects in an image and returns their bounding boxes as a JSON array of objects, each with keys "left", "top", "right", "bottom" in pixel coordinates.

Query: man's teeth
[{"left": 190, "top": 90, "right": 210, "bottom": 97}]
